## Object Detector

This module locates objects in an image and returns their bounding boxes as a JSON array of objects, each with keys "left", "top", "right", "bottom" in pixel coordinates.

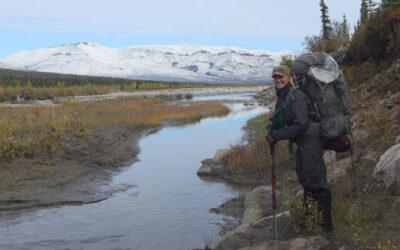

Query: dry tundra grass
[{"left": 0, "top": 97, "right": 229, "bottom": 160}]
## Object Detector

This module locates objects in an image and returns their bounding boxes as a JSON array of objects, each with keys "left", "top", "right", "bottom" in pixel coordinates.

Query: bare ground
[{"left": 0, "top": 124, "right": 158, "bottom": 211}]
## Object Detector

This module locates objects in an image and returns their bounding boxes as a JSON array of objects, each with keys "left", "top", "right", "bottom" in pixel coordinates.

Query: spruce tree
[
  {"left": 342, "top": 14, "right": 350, "bottom": 39},
  {"left": 381, "top": 0, "right": 400, "bottom": 8},
  {"left": 368, "top": 0, "right": 377, "bottom": 16},
  {"left": 360, "top": 0, "right": 369, "bottom": 25},
  {"left": 319, "top": 0, "right": 332, "bottom": 40}
]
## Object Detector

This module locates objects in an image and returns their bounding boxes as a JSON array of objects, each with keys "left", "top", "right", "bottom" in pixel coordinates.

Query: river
[{"left": 0, "top": 91, "right": 269, "bottom": 250}]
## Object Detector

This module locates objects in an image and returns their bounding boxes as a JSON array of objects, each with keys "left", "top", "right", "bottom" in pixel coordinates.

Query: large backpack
[{"left": 292, "top": 53, "right": 351, "bottom": 142}]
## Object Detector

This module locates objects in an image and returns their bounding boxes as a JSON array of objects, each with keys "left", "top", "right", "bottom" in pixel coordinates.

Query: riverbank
[
  {"left": 0, "top": 94, "right": 231, "bottom": 211},
  {"left": 1, "top": 86, "right": 268, "bottom": 106},
  {"left": 200, "top": 60, "right": 400, "bottom": 249}
]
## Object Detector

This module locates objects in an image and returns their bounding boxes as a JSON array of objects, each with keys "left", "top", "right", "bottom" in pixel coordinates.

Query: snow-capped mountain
[{"left": 1, "top": 42, "right": 292, "bottom": 84}]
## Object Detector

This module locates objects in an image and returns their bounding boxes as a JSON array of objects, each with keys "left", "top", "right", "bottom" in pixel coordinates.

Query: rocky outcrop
[
  {"left": 327, "top": 157, "right": 353, "bottom": 197},
  {"left": 373, "top": 143, "right": 400, "bottom": 195}
]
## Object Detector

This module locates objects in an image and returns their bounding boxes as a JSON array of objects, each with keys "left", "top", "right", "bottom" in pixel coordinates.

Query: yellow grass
[{"left": 0, "top": 97, "right": 229, "bottom": 159}]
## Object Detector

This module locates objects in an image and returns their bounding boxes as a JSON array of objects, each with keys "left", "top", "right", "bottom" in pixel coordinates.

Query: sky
[{"left": 0, "top": 0, "right": 362, "bottom": 59}]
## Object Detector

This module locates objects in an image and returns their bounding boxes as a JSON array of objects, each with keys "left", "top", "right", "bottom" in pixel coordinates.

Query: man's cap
[{"left": 272, "top": 65, "right": 291, "bottom": 77}]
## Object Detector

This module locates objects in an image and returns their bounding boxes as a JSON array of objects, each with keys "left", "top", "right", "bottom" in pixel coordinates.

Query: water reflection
[{"left": 0, "top": 92, "right": 270, "bottom": 250}]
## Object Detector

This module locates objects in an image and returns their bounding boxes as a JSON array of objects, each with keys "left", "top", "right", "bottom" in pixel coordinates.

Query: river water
[{"left": 0, "top": 92, "right": 269, "bottom": 250}]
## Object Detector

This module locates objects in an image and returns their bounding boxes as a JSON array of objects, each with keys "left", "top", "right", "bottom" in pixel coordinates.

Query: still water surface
[{"left": 0, "top": 92, "right": 269, "bottom": 250}]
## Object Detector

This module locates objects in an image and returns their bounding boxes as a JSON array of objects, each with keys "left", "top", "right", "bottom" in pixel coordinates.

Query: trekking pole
[
  {"left": 269, "top": 143, "right": 278, "bottom": 241},
  {"left": 266, "top": 127, "right": 278, "bottom": 241}
]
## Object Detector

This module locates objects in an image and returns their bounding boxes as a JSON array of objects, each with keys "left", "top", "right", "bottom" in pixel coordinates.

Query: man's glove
[
  {"left": 265, "top": 132, "right": 275, "bottom": 146},
  {"left": 266, "top": 124, "right": 274, "bottom": 132}
]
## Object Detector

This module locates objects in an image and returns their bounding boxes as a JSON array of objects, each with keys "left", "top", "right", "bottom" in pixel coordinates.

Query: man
[{"left": 266, "top": 65, "right": 333, "bottom": 232}]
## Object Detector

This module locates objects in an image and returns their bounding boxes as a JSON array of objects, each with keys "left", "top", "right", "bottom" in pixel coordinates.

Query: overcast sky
[{"left": 0, "top": 0, "right": 362, "bottom": 59}]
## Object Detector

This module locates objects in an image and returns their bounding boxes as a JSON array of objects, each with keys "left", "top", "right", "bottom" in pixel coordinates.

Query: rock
[
  {"left": 373, "top": 143, "right": 400, "bottom": 195},
  {"left": 361, "top": 152, "right": 378, "bottom": 166},
  {"left": 210, "top": 197, "right": 244, "bottom": 219},
  {"left": 391, "top": 92, "right": 400, "bottom": 104},
  {"left": 396, "top": 135, "right": 400, "bottom": 145},
  {"left": 242, "top": 186, "right": 283, "bottom": 224},
  {"left": 350, "top": 112, "right": 364, "bottom": 125},
  {"left": 289, "top": 236, "right": 332, "bottom": 250},
  {"left": 237, "top": 236, "right": 332, "bottom": 250},
  {"left": 352, "top": 128, "right": 369, "bottom": 148},
  {"left": 213, "top": 149, "right": 230, "bottom": 161},
  {"left": 378, "top": 98, "right": 394, "bottom": 110},
  {"left": 392, "top": 197, "right": 400, "bottom": 210},
  {"left": 324, "top": 151, "right": 337, "bottom": 164},
  {"left": 238, "top": 241, "right": 291, "bottom": 250},
  {"left": 197, "top": 158, "right": 224, "bottom": 177},
  {"left": 327, "top": 157, "right": 353, "bottom": 196},
  {"left": 218, "top": 215, "right": 290, "bottom": 250},
  {"left": 390, "top": 105, "right": 400, "bottom": 123}
]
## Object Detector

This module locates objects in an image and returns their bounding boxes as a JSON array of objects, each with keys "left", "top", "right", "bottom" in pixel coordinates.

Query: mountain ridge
[{"left": 1, "top": 42, "right": 292, "bottom": 84}]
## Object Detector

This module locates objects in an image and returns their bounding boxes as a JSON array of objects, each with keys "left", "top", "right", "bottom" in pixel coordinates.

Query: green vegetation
[
  {"left": 279, "top": 54, "right": 294, "bottom": 69},
  {"left": 344, "top": 7, "right": 400, "bottom": 74}
]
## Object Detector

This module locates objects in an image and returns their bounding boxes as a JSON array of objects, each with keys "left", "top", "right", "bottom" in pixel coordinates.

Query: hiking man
[{"left": 266, "top": 64, "right": 334, "bottom": 232}]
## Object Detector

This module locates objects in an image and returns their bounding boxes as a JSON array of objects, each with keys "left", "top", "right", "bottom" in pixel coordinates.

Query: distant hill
[{"left": 0, "top": 43, "right": 290, "bottom": 84}]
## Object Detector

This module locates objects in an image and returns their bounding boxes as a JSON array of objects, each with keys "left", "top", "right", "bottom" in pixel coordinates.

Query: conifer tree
[
  {"left": 342, "top": 14, "right": 350, "bottom": 39},
  {"left": 368, "top": 0, "right": 377, "bottom": 16},
  {"left": 319, "top": 0, "right": 332, "bottom": 40},
  {"left": 360, "top": 0, "right": 369, "bottom": 25},
  {"left": 381, "top": 0, "right": 400, "bottom": 8}
]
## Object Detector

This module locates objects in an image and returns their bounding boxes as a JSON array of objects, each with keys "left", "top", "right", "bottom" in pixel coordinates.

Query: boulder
[
  {"left": 324, "top": 151, "right": 337, "bottom": 165},
  {"left": 373, "top": 143, "right": 400, "bottom": 195},
  {"left": 197, "top": 149, "right": 230, "bottom": 177},
  {"left": 327, "top": 157, "right": 353, "bottom": 196},
  {"left": 396, "top": 134, "right": 400, "bottom": 145},
  {"left": 197, "top": 158, "right": 224, "bottom": 177},
  {"left": 218, "top": 214, "right": 289, "bottom": 250},
  {"left": 242, "top": 186, "right": 283, "bottom": 224}
]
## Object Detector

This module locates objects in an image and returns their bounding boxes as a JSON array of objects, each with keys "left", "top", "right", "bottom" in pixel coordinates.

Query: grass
[
  {"left": 0, "top": 80, "right": 206, "bottom": 102},
  {"left": 0, "top": 97, "right": 229, "bottom": 160},
  {"left": 223, "top": 112, "right": 293, "bottom": 178},
  {"left": 0, "top": 80, "right": 263, "bottom": 102}
]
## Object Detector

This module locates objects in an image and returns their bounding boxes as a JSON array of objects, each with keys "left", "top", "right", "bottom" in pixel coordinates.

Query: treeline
[
  {"left": 304, "top": 0, "right": 400, "bottom": 57},
  {"left": 296, "top": 0, "right": 400, "bottom": 84},
  {"left": 0, "top": 68, "right": 203, "bottom": 89}
]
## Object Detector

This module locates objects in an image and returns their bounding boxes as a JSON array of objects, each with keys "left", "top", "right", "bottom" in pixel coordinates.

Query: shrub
[{"left": 344, "top": 7, "right": 400, "bottom": 65}]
